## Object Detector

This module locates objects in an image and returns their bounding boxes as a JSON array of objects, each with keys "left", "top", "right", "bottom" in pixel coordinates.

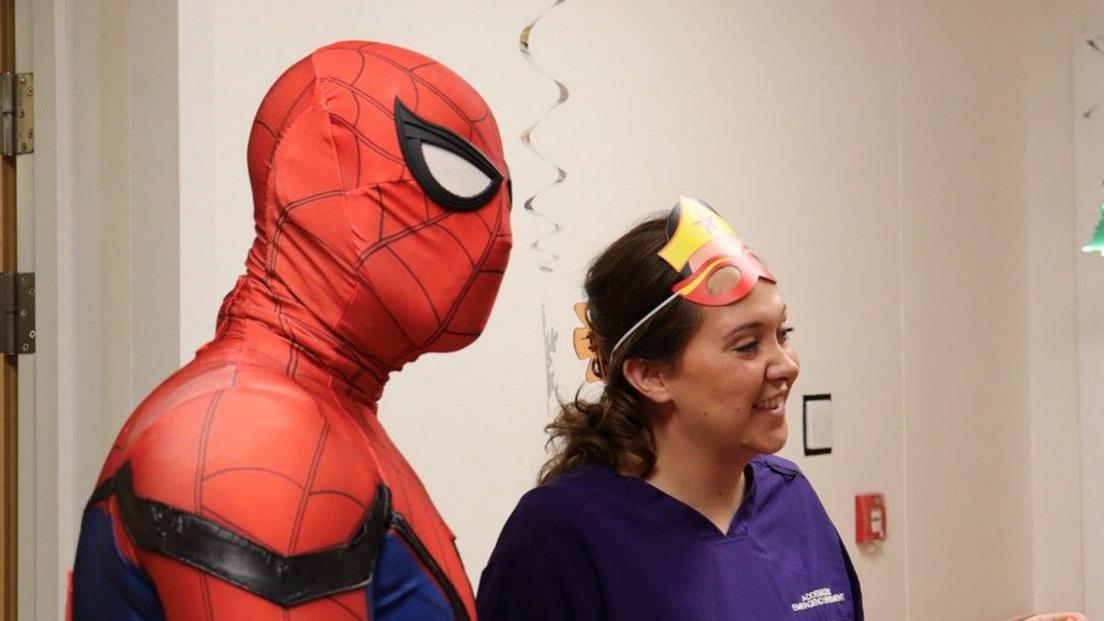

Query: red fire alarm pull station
[{"left": 855, "top": 494, "right": 886, "bottom": 544}]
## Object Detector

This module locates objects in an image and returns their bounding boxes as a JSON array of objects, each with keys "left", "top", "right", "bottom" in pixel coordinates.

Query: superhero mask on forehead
[
  {"left": 607, "top": 196, "right": 775, "bottom": 357},
  {"left": 660, "top": 195, "right": 775, "bottom": 305}
]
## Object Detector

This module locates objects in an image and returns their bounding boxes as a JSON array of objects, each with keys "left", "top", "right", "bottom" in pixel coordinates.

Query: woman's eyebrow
[
  {"left": 724, "top": 321, "right": 763, "bottom": 340},
  {"left": 724, "top": 305, "right": 788, "bottom": 340}
]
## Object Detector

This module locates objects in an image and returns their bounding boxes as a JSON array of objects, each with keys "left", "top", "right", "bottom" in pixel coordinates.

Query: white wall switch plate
[{"left": 803, "top": 394, "right": 833, "bottom": 456}]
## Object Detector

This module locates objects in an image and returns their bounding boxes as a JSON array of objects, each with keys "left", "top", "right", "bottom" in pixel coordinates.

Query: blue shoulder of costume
[
  {"left": 71, "top": 503, "right": 166, "bottom": 621},
  {"left": 370, "top": 532, "right": 458, "bottom": 619}
]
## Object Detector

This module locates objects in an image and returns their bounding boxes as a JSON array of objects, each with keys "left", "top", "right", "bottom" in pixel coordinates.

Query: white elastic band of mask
[{"left": 609, "top": 291, "right": 681, "bottom": 360}]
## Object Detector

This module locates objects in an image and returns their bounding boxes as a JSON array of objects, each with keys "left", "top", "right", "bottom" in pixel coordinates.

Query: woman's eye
[
  {"left": 779, "top": 327, "right": 795, "bottom": 344},
  {"left": 735, "top": 340, "right": 759, "bottom": 354}
]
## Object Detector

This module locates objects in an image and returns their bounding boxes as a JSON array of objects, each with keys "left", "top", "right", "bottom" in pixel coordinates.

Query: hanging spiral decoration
[{"left": 519, "top": 0, "right": 568, "bottom": 273}]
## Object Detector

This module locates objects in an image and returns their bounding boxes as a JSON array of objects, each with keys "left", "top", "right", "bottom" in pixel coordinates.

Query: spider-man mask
[{"left": 233, "top": 41, "right": 512, "bottom": 380}]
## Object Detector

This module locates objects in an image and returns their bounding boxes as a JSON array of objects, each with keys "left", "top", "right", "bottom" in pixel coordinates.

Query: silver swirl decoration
[
  {"left": 1085, "top": 35, "right": 1104, "bottom": 119},
  {"left": 520, "top": 1, "right": 574, "bottom": 412},
  {"left": 520, "top": 0, "right": 568, "bottom": 273}
]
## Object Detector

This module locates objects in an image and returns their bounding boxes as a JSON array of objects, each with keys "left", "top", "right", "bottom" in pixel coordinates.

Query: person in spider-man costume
[{"left": 69, "top": 41, "right": 511, "bottom": 620}]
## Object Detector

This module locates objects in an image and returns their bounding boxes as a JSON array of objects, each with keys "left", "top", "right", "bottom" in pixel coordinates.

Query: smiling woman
[
  {"left": 638, "top": 283, "right": 799, "bottom": 532},
  {"left": 476, "top": 197, "right": 863, "bottom": 620}
]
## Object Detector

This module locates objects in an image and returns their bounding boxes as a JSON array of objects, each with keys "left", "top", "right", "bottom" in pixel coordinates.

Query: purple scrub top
[{"left": 477, "top": 454, "right": 863, "bottom": 620}]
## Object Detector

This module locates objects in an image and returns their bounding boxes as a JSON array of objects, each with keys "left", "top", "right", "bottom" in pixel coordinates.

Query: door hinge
[
  {"left": 0, "top": 273, "right": 34, "bottom": 354},
  {"left": 0, "top": 73, "right": 33, "bottom": 156}
]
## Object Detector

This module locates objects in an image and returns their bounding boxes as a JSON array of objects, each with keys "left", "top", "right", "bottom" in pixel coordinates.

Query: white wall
[
  {"left": 900, "top": 2, "right": 1034, "bottom": 617},
  {"left": 99, "top": 0, "right": 131, "bottom": 483},
  {"left": 1069, "top": 15, "right": 1104, "bottom": 621},
  {"left": 35, "top": 1, "right": 1095, "bottom": 619},
  {"left": 1024, "top": 2, "right": 1104, "bottom": 615},
  {"left": 129, "top": 1, "right": 180, "bottom": 406}
]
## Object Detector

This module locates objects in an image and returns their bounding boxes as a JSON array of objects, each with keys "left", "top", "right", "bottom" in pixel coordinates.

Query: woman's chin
[{"left": 749, "top": 422, "right": 788, "bottom": 455}]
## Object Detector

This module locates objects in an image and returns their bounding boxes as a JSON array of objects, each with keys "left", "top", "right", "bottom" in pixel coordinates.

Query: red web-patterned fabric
[{"left": 85, "top": 41, "right": 512, "bottom": 619}]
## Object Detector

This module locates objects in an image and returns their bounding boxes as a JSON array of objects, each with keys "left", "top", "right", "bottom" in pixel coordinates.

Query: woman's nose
[{"left": 767, "top": 346, "right": 799, "bottom": 384}]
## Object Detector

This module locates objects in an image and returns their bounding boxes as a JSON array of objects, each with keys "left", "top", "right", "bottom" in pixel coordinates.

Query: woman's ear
[{"left": 622, "top": 357, "right": 674, "bottom": 405}]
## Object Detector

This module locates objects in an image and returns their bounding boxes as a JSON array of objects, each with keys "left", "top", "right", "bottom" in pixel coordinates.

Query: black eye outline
[{"left": 394, "top": 97, "right": 503, "bottom": 212}]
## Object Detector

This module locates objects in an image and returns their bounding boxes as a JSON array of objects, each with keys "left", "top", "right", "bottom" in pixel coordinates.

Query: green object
[{"left": 1084, "top": 205, "right": 1104, "bottom": 256}]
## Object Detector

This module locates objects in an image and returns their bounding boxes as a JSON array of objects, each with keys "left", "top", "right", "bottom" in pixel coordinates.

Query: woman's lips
[{"left": 752, "top": 403, "right": 786, "bottom": 418}]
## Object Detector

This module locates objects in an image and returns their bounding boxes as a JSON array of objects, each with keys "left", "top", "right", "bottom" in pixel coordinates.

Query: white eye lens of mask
[{"left": 421, "top": 142, "right": 494, "bottom": 199}]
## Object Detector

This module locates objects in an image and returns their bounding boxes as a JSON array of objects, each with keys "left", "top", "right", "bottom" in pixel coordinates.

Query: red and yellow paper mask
[
  {"left": 659, "top": 196, "right": 775, "bottom": 306},
  {"left": 580, "top": 196, "right": 778, "bottom": 378}
]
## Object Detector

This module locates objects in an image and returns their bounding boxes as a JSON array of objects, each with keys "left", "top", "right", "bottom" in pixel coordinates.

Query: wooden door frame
[{"left": 1, "top": 0, "right": 17, "bottom": 617}]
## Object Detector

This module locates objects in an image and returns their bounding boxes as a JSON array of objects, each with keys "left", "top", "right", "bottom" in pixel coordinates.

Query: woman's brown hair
[{"left": 538, "top": 215, "right": 703, "bottom": 484}]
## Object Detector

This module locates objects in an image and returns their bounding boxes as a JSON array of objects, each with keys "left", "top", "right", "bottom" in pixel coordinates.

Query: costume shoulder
[
  {"left": 121, "top": 365, "right": 383, "bottom": 544},
  {"left": 89, "top": 365, "right": 390, "bottom": 610}
]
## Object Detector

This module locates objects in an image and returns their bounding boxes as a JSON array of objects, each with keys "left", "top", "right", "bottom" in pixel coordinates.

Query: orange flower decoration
[{"left": 572, "top": 302, "right": 606, "bottom": 383}]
